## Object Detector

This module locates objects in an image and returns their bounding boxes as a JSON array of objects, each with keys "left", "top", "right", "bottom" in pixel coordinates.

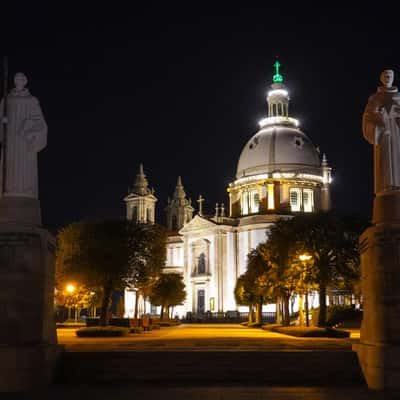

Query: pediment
[{"left": 179, "top": 215, "right": 217, "bottom": 234}]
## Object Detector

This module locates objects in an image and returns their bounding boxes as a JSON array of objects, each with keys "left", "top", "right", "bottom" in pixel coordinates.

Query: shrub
[
  {"left": 159, "top": 319, "right": 180, "bottom": 327},
  {"left": 76, "top": 326, "right": 129, "bottom": 337},
  {"left": 262, "top": 325, "right": 350, "bottom": 338},
  {"left": 130, "top": 327, "right": 144, "bottom": 334},
  {"left": 240, "top": 322, "right": 248, "bottom": 326},
  {"left": 151, "top": 324, "right": 161, "bottom": 330},
  {"left": 86, "top": 318, "right": 100, "bottom": 327},
  {"left": 326, "top": 305, "right": 362, "bottom": 327}
]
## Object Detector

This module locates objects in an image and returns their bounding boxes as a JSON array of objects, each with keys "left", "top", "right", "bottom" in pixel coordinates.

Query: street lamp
[
  {"left": 66, "top": 284, "right": 75, "bottom": 294},
  {"left": 299, "top": 254, "right": 312, "bottom": 327},
  {"left": 65, "top": 284, "right": 76, "bottom": 321}
]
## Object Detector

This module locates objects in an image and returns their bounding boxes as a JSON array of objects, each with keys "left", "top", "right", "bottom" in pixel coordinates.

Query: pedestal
[
  {"left": 353, "top": 222, "right": 400, "bottom": 390},
  {"left": 0, "top": 221, "right": 62, "bottom": 391}
]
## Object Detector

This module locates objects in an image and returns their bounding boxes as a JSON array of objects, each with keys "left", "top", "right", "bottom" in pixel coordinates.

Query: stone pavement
[
  {"left": 57, "top": 323, "right": 358, "bottom": 352},
  {"left": 45, "top": 324, "right": 392, "bottom": 399}
]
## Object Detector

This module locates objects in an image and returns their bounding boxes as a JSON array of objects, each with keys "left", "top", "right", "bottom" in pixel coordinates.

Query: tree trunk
[
  {"left": 299, "top": 294, "right": 304, "bottom": 327},
  {"left": 100, "top": 284, "right": 113, "bottom": 326},
  {"left": 134, "top": 290, "right": 139, "bottom": 319},
  {"left": 283, "top": 295, "right": 290, "bottom": 326},
  {"left": 276, "top": 296, "right": 281, "bottom": 324},
  {"left": 255, "top": 302, "right": 262, "bottom": 324},
  {"left": 160, "top": 304, "right": 165, "bottom": 320},
  {"left": 248, "top": 304, "right": 253, "bottom": 324},
  {"left": 318, "top": 283, "right": 327, "bottom": 327},
  {"left": 143, "top": 296, "right": 147, "bottom": 315},
  {"left": 305, "top": 289, "right": 309, "bottom": 327},
  {"left": 167, "top": 305, "right": 170, "bottom": 320}
]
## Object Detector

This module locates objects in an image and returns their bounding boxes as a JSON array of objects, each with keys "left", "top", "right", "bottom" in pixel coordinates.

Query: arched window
[
  {"left": 251, "top": 192, "right": 259, "bottom": 213},
  {"left": 198, "top": 253, "right": 206, "bottom": 274},
  {"left": 171, "top": 215, "right": 178, "bottom": 231},
  {"left": 290, "top": 188, "right": 301, "bottom": 212}
]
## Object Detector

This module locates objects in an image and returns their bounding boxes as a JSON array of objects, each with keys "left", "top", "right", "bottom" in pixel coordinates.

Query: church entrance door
[{"left": 197, "top": 289, "right": 205, "bottom": 314}]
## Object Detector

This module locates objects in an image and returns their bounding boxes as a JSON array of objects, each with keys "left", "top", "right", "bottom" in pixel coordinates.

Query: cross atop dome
[{"left": 273, "top": 60, "right": 284, "bottom": 83}]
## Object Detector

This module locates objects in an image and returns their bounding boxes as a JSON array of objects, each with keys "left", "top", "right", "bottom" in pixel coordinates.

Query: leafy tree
[
  {"left": 149, "top": 273, "right": 186, "bottom": 320},
  {"left": 249, "top": 213, "right": 364, "bottom": 327},
  {"left": 125, "top": 223, "right": 167, "bottom": 318},
  {"left": 234, "top": 274, "right": 257, "bottom": 323},
  {"left": 258, "top": 219, "right": 299, "bottom": 326},
  {"left": 56, "top": 219, "right": 167, "bottom": 326},
  {"left": 289, "top": 213, "right": 362, "bottom": 326}
]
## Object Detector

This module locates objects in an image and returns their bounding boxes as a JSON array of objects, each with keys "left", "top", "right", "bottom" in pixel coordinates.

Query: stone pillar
[
  {"left": 0, "top": 199, "right": 62, "bottom": 391},
  {"left": 354, "top": 193, "right": 400, "bottom": 390}
]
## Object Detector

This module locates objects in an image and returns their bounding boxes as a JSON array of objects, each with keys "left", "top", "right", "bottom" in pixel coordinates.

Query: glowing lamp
[
  {"left": 299, "top": 254, "right": 312, "bottom": 262},
  {"left": 66, "top": 284, "right": 75, "bottom": 293}
]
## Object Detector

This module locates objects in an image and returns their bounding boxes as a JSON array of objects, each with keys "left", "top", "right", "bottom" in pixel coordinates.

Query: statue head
[
  {"left": 380, "top": 70, "right": 394, "bottom": 88},
  {"left": 14, "top": 72, "right": 28, "bottom": 91}
]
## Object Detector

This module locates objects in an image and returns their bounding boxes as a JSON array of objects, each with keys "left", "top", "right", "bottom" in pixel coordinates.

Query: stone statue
[
  {"left": 363, "top": 70, "right": 400, "bottom": 194},
  {"left": 0, "top": 72, "right": 47, "bottom": 199}
]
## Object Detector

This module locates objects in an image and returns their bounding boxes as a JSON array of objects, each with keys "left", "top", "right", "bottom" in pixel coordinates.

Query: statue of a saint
[
  {"left": 0, "top": 72, "right": 47, "bottom": 199},
  {"left": 363, "top": 70, "right": 400, "bottom": 194}
]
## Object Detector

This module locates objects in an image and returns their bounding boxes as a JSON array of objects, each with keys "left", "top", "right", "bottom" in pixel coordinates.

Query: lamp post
[
  {"left": 299, "top": 254, "right": 312, "bottom": 327},
  {"left": 65, "top": 283, "right": 75, "bottom": 321}
]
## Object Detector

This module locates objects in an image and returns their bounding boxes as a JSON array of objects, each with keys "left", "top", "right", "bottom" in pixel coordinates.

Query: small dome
[{"left": 236, "top": 125, "right": 320, "bottom": 179}]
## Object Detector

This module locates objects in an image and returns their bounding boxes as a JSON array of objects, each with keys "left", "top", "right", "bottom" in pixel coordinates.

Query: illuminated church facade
[{"left": 124, "top": 63, "right": 332, "bottom": 318}]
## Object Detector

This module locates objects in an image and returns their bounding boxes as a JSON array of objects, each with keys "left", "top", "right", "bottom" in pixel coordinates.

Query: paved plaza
[
  {"left": 57, "top": 323, "right": 359, "bottom": 352},
  {"left": 45, "top": 324, "right": 398, "bottom": 399}
]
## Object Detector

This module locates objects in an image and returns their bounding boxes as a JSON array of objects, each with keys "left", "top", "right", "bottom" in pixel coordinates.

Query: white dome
[{"left": 236, "top": 125, "right": 321, "bottom": 178}]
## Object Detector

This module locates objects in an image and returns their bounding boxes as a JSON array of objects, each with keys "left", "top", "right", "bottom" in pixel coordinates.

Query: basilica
[{"left": 123, "top": 64, "right": 332, "bottom": 318}]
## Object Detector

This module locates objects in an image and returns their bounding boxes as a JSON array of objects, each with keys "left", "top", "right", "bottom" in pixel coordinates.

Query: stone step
[{"left": 58, "top": 351, "right": 364, "bottom": 385}]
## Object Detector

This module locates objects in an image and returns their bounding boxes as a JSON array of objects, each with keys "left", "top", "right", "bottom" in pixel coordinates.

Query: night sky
[{"left": 3, "top": 5, "right": 398, "bottom": 232}]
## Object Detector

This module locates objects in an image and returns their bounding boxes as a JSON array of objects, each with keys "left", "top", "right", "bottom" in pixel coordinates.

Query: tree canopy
[
  {"left": 56, "top": 219, "right": 167, "bottom": 325},
  {"left": 234, "top": 213, "right": 365, "bottom": 327},
  {"left": 149, "top": 273, "right": 186, "bottom": 320}
]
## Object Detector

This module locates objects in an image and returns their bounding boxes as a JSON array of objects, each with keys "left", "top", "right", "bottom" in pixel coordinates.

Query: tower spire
[
  {"left": 273, "top": 59, "right": 283, "bottom": 83},
  {"left": 165, "top": 176, "right": 194, "bottom": 231},
  {"left": 132, "top": 163, "right": 150, "bottom": 196},
  {"left": 174, "top": 176, "right": 186, "bottom": 199}
]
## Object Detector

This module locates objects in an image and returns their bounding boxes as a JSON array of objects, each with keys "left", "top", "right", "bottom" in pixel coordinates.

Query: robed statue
[
  {"left": 363, "top": 70, "right": 400, "bottom": 194},
  {"left": 0, "top": 72, "right": 47, "bottom": 199}
]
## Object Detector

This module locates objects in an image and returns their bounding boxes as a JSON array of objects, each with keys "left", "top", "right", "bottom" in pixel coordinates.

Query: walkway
[{"left": 57, "top": 323, "right": 358, "bottom": 352}]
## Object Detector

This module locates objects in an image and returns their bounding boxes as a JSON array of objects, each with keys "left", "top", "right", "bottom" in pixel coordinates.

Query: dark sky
[{"left": 3, "top": 5, "right": 398, "bottom": 231}]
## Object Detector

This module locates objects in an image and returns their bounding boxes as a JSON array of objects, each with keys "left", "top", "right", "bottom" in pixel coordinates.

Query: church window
[
  {"left": 172, "top": 215, "right": 178, "bottom": 231},
  {"left": 303, "top": 188, "right": 314, "bottom": 212},
  {"left": 198, "top": 253, "right": 206, "bottom": 274},
  {"left": 242, "top": 190, "right": 260, "bottom": 215},
  {"left": 290, "top": 188, "right": 301, "bottom": 212},
  {"left": 250, "top": 192, "right": 259, "bottom": 213},
  {"left": 293, "top": 136, "right": 304, "bottom": 149},
  {"left": 290, "top": 187, "right": 314, "bottom": 212}
]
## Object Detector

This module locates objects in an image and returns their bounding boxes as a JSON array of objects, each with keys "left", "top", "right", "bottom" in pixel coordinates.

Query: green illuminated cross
[{"left": 273, "top": 60, "right": 283, "bottom": 83}]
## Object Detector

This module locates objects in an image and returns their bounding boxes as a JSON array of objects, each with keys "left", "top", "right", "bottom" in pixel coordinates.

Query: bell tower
[
  {"left": 267, "top": 60, "right": 290, "bottom": 118},
  {"left": 165, "top": 176, "right": 194, "bottom": 231},
  {"left": 124, "top": 164, "right": 157, "bottom": 224}
]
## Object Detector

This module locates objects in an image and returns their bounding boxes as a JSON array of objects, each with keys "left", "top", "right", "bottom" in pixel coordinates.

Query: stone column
[
  {"left": 354, "top": 70, "right": 400, "bottom": 390},
  {"left": 354, "top": 195, "right": 400, "bottom": 390}
]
